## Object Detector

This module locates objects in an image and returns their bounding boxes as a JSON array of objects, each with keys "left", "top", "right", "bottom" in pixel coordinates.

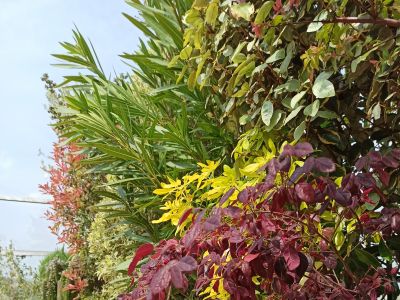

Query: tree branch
[{"left": 324, "top": 17, "right": 400, "bottom": 28}]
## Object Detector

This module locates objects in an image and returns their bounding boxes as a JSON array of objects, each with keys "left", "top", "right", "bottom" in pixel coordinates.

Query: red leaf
[
  {"left": 293, "top": 142, "right": 314, "bottom": 157},
  {"left": 280, "top": 144, "right": 295, "bottom": 157},
  {"left": 271, "top": 190, "right": 286, "bottom": 212},
  {"left": 128, "top": 243, "right": 154, "bottom": 276},
  {"left": 237, "top": 188, "right": 249, "bottom": 204},
  {"left": 178, "top": 208, "right": 192, "bottom": 226},
  {"left": 244, "top": 253, "right": 260, "bottom": 262},
  {"left": 260, "top": 213, "right": 276, "bottom": 234},
  {"left": 182, "top": 223, "right": 201, "bottom": 249},
  {"left": 283, "top": 246, "right": 300, "bottom": 271},
  {"left": 273, "top": 0, "right": 283, "bottom": 13},
  {"left": 334, "top": 188, "right": 352, "bottom": 206},
  {"left": 390, "top": 267, "right": 398, "bottom": 275},
  {"left": 252, "top": 24, "right": 262, "bottom": 38},
  {"left": 376, "top": 168, "right": 390, "bottom": 186},
  {"left": 391, "top": 213, "right": 400, "bottom": 232},
  {"left": 391, "top": 149, "right": 400, "bottom": 160},
  {"left": 150, "top": 265, "right": 172, "bottom": 295},
  {"left": 203, "top": 215, "right": 220, "bottom": 232},
  {"left": 170, "top": 266, "right": 187, "bottom": 290},
  {"left": 224, "top": 206, "right": 242, "bottom": 219},
  {"left": 382, "top": 154, "right": 399, "bottom": 168},
  {"left": 295, "top": 182, "right": 315, "bottom": 203},
  {"left": 355, "top": 156, "right": 368, "bottom": 171},
  {"left": 177, "top": 256, "right": 197, "bottom": 272},
  {"left": 315, "top": 157, "right": 336, "bottom": 173},
  {"left": 220, "top": 187, "right": 235, "bottom": 205}
]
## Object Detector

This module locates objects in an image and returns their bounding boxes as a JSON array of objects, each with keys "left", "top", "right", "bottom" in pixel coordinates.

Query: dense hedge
[{"left": 42, "top": 0, "right": 400, "bottom": 299}]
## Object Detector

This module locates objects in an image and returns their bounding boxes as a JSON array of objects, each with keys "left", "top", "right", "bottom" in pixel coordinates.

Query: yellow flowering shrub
[{"left": 152, "top": 129, "right": 300, "bottom": 234}]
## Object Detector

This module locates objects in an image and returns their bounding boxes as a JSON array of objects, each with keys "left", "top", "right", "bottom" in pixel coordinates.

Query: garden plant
[{"left": 41, "top": 0, "right": 400, "bottom": 299}]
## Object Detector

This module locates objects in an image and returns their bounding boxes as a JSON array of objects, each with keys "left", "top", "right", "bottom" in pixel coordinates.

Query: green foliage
[
  {"left": 177, "top": 0, "right": 400, "bottom": 167},
  {"left": 0, "top": 244, "right": 40, "bottom": 300},
  {"left": 50, "top": 0, "right": 234, "bottom": 246},
  {"left": 44, "top": 0, "right": 400, "bottom": 299},
  {"left": 87, "top": 207, "right": 132, "bottom": 300},
  {"left": 37, "top": 250, "right": 70, "bottom": 300}
]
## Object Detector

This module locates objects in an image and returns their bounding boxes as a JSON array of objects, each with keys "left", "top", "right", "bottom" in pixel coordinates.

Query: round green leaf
[
  {"left": 261, "top": 100, "right": 274, "bottom": 126},
  {"left": 312, "top": 78, "right": 335, "bottom": 98}
]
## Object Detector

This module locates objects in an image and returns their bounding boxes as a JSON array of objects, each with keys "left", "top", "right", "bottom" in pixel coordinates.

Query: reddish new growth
[
  {"left": 123, "top": 143, "right": 400, "bottom": 300},
  {"left": 63, "top": 268, "right": 88, "bottom": 294},
  {"left": 39, "top": 141, "right": 85, "bottom": 253}
]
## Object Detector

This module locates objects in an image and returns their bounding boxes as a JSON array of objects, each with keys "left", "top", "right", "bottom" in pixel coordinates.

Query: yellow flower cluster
[{"left": 151, "top": 131, "right": 296, "bottom": 233}]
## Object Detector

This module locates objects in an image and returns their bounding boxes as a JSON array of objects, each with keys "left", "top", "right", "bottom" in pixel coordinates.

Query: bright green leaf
[
  {"left": 334, "top": 230, "right": 345, "bottom": 250},
  {"left": 205, "top": 1, "right": 219, "bottom": 27},
  {"left": 239, "top": 114, "right": 251, "bottom": 125},
  {"left": 231, "top": 3, "right": 255, "bottom": 21},
  {"left": 192, "top": 0, "right": 208, "bottom": 9},
  {"left": 254, "top": 1, "right": 274, "bottom": 25},
  {"left": 179, "top": 45, "right": 193, "bottom": 60}
]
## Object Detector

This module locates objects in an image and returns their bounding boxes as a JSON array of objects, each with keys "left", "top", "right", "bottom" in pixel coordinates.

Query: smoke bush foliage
[{"left": 125, "top": 142, "right": 400, "bottom": 299}]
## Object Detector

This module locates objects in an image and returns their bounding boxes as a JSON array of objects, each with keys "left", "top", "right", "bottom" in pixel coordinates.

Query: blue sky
[{"left": 0, "top": 0, "right": 141, "bottom": 266}]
